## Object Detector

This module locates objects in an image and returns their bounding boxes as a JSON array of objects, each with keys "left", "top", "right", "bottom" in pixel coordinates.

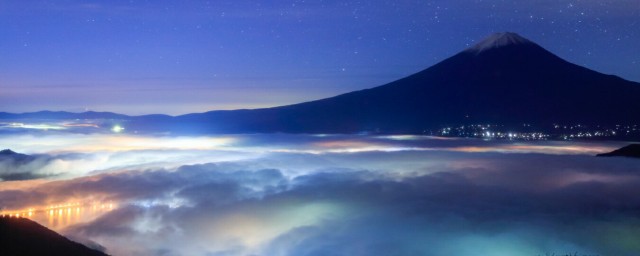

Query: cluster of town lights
[
  {"left": 432, "top": 123, "right": 639, "bottom": 140},
  {"left": 1, "top": 201, "right": 115, "bottom": 219}
]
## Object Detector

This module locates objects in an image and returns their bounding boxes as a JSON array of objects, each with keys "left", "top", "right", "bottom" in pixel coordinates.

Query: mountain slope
[
  {"left": 0, "top": 217, "right": 107, "bottom": 256},
  {"left": 597, "top": 144, "right": 640, "bottom": 158},
  {"left": 166, "top": 32, "right": 640, "bottom": 133},
  {"left": 2, "top": 32, "right": 639, "bottom": 135},
  {"left": 0, "top": 149, "right": 47, "bottom": 181}
]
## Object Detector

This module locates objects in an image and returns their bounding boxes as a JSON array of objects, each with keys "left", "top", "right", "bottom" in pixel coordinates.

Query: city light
[{"left": 111, "top": 125, "right": 125, "bottom": 133}]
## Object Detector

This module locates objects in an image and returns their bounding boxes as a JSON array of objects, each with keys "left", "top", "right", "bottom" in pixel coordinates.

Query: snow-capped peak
[{"left": 466, "top": 32, "right": 534, "bottom": 53}]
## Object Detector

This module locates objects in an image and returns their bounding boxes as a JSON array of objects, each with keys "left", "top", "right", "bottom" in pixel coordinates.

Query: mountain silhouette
[
  {"left": 0, "top": 111, "right": 129, "bottom": 120},
  {"left": 164, "top": 32, "right": 640, "bottom": 133},
  {"left": 0, "top": 216, "right": 107, "bottom": 256},
  {"left": 0, "top": 149, "right": 20, "bottom": 155},
  {"left": 0, "top": 149, "right": 56, "bottom": 181},
  {"left": 1, "top": 32, "right": 639, "bottom": 134},
  {"left": 597, "top": 144, "right": 640, "bottom": 158}
]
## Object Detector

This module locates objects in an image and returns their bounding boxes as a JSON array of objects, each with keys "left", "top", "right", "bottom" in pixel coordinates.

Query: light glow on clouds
[
  {"left": 0, "top": 134, "right": 234, "bottom": 153},
  {"left": 0, "top": 122, "right": 67, "bottom": 130},
  {"left": 0, "top": 132, "right": 638, "bottom": 255}
]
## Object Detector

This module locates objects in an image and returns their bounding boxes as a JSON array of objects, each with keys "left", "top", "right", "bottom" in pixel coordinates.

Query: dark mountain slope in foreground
[
  {"left": 163, "top": 32, "right": 640, "bottom": 134},
  {"left": 0, "top": 217, "right": 107, "bottom": 256},
  {"left": 597, "top": 144, "right": 640, "bottom": 158}
]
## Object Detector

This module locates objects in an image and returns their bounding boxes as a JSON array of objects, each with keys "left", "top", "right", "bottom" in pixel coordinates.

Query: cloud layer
[{"left": 1, "top": 133, "right": 639, "bottom": 255}]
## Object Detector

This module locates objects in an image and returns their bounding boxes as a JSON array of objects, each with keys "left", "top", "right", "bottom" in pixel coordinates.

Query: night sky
[{"left": 1, "top": 0, "right": 638, "bottom": 115}]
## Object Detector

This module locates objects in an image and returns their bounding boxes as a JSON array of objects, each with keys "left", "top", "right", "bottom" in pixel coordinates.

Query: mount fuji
[
  {"left": 2, "top": 32, "right": 640, "bottom": 135},
  {"left": 158, "top": 32, "right": 640, "bottom": 134}
]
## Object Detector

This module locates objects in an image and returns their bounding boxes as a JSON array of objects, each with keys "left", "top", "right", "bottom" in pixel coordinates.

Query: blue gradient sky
[{"left": 1, "top": 0, "right": 638, "bottom": 115}]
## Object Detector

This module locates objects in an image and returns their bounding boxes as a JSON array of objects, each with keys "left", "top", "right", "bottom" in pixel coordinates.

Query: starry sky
[{"left": 1, "top": 0, "right": 638, "bottom": 115}]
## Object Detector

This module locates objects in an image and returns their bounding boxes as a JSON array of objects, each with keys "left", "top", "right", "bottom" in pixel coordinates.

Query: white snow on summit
[{"left": 466, "top": 32, "right": 533, "bottom": 53}]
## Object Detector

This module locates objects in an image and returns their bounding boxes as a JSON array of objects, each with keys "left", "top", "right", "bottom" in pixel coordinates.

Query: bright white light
[{"left": 111, "top": 125, "right": 125, "bottom": 133}]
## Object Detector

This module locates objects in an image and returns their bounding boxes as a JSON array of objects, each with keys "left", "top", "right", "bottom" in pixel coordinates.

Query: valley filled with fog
[{"left": 1, "top": 128, "right": 639, "bottom": 255}]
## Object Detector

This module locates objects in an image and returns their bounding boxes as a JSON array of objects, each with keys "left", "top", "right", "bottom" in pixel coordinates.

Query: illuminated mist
[{"left": 1, "top": 127, "right": 639, "bottom": 255}]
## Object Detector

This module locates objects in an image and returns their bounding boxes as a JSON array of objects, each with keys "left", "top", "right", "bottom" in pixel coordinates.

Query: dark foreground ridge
[
  {"left": 0, "top": 216, "right": 107, "bottom": 256},
  {"left": 597, "top": 144, "right": 640, "bottom": 158}
]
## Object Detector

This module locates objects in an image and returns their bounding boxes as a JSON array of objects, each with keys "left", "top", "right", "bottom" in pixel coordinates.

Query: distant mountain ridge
[
  {"left": 0, "top": 110, "right": 165, "bottom": 120},
  {"left": 1, "top": 32, "right": 639, "bottom": 135}
]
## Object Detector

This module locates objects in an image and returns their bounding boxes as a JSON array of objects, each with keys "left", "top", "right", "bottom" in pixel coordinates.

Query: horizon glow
[{"left": 1, "top": 1, "right": 638, "bottom": 115}]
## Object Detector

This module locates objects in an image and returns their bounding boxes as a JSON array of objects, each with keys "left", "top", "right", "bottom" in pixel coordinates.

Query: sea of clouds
[{"left": 1, "top": 131, "right": 639, "bottom": 255}]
